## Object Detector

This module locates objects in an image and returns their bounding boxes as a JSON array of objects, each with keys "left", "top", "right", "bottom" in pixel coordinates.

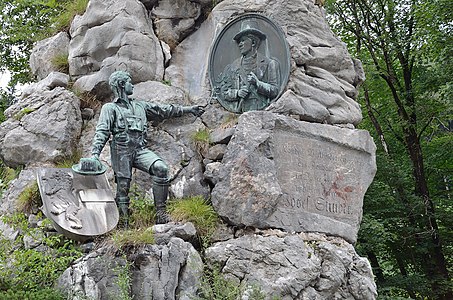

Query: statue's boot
[
  {"left": 116, "top": 196, "right": 130, "bottom": 229},
  {"left": 153, "top": 177, "right": 171, "bottom": 224}
]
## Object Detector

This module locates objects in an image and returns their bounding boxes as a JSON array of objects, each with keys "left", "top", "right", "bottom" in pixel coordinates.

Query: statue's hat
[
  {"left": 233, "top": 19, "right": 266, "bottom": 42},
  {"left": 72, "top": 157, "right": 107, "bottom": 176}
]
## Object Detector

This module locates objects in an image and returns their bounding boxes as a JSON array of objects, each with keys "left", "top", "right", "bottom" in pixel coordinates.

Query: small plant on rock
[
  {"left": 51, "top": 52, "right": 69, "bottom": 74},
  {"left": 191, "top": 128, "right": 211, "bottom": 156},
  {"left": 16, "top": 181, "right": 41, "bottom": 213},
  {"left": 13, "top": 107, "right": 36, "bottom": 121},
  {"left": 129, "top": 185, "right": 155, "bottom": 228},
  {"left": 0, "top": 161, "right": 18, "bottom": 198},
  {"left": 167, "top": 196, "right": 218, "bottom": 248},
  {"left": 54, "top": 150, "right": 82, "bottom": 169},
  {"left": 111, "top": 228, "right": 155, "bottom": 249}
]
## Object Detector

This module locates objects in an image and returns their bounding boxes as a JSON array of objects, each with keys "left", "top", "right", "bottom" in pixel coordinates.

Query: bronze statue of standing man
[{"left": 91, "top": 71, "right": 203, "bottom": 226}]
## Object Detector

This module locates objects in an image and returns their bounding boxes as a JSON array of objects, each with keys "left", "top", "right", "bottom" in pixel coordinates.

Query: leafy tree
[
  {"left": 327, "top": 0, "right": 452, "bottom": 299},
  {"left": 0, "top": 0, "right": 87, "bottom": 87}
]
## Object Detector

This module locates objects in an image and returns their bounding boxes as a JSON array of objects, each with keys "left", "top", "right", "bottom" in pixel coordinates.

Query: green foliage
[
  {"left": 195, "top": 266, "right": 270, "bottom": 300},
  {"left": 195, "top": 266, "right": 243, "bottom": 300},
  {"left": 0, "top": 0, "right": 89, "bottom": 86},
  {"left": 112, "top": 259, "right": 133, "bottom": 300},
  {"left": 51, "top": 52, "right": 69, "bottom": 74},
  {"left": 1, "top": 212, "right": 29, "bottom": 232},
  {"left": 0, "top": 160, "right": 17, "bottom": 198},
  {"left": 49, "top": 0, "right": 89, "bottom": 34},
  {"left": 54, "top": 150, "right": 82, "bottom": 169},
  {"left": 13, "top": 107, "right": 36, "bottom": 121},
  {"left": 16, "top": 181, "right": 41, "bottom": 213},
  {"left": 0, "top": 223, "right": 82, "bottom": 296},
  {"left": 191, "top": 129, "right": 211, "bottom": 155},
  {"left": 167, "top": 196, "right": 218, "bottom": 243},
  {"left": 129, "top": 185, "right": 155, "bottom": 228},
  {"left": 327, "top": 0, "right": 453, "bottom": 298},
  {"left": 111, "top": 228, "right": 155, "bottom": 249},
  {"left": 0, "top": 288, "right": 66, "bottom": 300},
  {"left": 162, "top": 79, "right": 172, "bottom": 86}
]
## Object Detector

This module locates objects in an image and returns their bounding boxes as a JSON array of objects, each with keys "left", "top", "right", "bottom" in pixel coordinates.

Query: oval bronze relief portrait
[{"left": 209, "top": 13, "right": 290, "bottom": 113}]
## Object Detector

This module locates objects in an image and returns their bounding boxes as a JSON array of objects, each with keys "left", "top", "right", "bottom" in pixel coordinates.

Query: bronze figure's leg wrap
[
  {"left": 150, "top": 161, "right": 171, "bottom": 224},
  {"left": 116, "top": 177, "right": 131, "bottom": 228}
]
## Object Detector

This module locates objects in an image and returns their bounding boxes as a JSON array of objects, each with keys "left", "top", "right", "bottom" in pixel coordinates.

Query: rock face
[
  {"left": 0, "top": 88, "right": 82, "bottom": 167},
  {"left": 30, "top": 32, "right": 70, "bottom": 81},
  {"left": 58, "top": 227, "right": 203, "bottom": 300},
  {"left": 205, "top": 231, "right": 377, "bottom": 299},
  {"left": 165, "top": 0, "right": 364, "bottom": 125},
  {"left": 211, "top": 111, "right": 376, "bottom": 243},
  {"left": 68, "top": 0, "right": 164, "bottom": 98}
]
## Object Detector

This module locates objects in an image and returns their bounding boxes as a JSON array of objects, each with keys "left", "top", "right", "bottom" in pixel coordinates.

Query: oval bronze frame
[{"left": 208, "top": 13, "right": 291, "bottom": 113}]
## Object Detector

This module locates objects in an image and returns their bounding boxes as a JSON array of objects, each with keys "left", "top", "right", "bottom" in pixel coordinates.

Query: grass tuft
[
  {"left": 16, "top": 182, "right": 41, "bottom": 214},
  {"left": 51, "top": 53, "right": 69, "bottom": 74},
  {"left": 111, "top": 228, "right": 155, "bottom": 248},
  {"left": 191, "top": 129, "right": 211, "bottom": 155},
  {"left": 168, "top": 196, "right": 218, "bottom": 238}
]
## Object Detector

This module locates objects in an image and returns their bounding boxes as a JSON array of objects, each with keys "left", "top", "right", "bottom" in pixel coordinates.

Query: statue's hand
[
  {"left": 92, "top": 154, "right": 100, "bottom": 161},
  {"left": 189, "top": 105, "right": 205, "bottom": 117},
  {"left": 238, "top": 87, "right": 249, "bottom": 99},
  {"left": 247, "top": 72, "right": 258, "bottom": 86}
]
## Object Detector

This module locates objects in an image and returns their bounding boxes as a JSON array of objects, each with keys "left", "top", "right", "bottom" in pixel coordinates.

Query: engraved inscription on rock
[
  {"left": 211, "top": 111, "right": 376, "bottom": 243},
  {"left": 272, "top": 130, "right": 369, "bottom": 226}
]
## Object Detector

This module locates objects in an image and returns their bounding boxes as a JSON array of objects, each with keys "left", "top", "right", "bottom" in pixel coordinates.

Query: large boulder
[
  {"left": 20, "top": 72, "right": 70, "bottom": 99},
  {"left": 58, "top": 236, "right": 203, "bottom": 300},
  {"left": 29, "top": 32, "right": 70, "bottom": 81},
  {"left": 68, "top": 0, "right": 164, "bottom": 99},
  {"left": 165, "top": 0, "right": 364, "bottom": 124},
  {"left": 205, "top": 231, "right": 377, "bottom": 299},
  {"left": 210, "top": 111, "right": 376, "bottom": 243},
  {"left": 151, "top": 0, "right": 202, "bottom": 49},
  {"left": 0, "top": 88, "right": 82, "bottom": 167}
]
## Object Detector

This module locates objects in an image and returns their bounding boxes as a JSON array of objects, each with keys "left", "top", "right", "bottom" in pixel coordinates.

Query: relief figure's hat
[{"left": 233, "top": 19, "right": 267, "bottom": 42}]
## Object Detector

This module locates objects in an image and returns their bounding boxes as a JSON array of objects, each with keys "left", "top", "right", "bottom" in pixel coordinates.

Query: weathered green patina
[{"left": 91, "top": 71, "right": 203, "bottom": 226}]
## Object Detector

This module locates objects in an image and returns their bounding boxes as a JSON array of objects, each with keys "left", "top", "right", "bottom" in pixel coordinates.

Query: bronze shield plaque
[
  {"left": 37, "top": 168, "right": 118, "bottom": 241},
  {"left": 209, "top": 13, "right": 290, "bottom": 113}
]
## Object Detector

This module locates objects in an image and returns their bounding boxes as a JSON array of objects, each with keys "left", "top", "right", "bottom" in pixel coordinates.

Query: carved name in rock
[
  {"left": 269, "top": 130, "right": 374, "bottom": 235},
  {"left": 211, "top": 111, "right": 376, "bottom": 243}
]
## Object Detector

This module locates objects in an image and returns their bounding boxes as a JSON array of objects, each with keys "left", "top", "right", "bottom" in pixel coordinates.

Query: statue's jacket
[
  {"left": 218, "top": 52, "right": 280, "bottom": 112},
  {"left": 91, "top": 98, "right": 185, "bottom": 177}
]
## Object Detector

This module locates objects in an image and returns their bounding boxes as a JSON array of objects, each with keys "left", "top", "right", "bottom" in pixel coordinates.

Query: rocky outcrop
[
  {"left": 205, "top": 230, "right": 377, "bottom": 299},
  {"left": 68, "top": 0, "right": 164, "bottom": 98},
  {"left": 20, "top": 72, "right": 70, "bottom": 99},
  {"left": 0, "top": 88, "right": 82, "bottom": 167},
  {"left": 29, "top": 32, "right": 70, "bottom": 81},
  {"left": 210, "top": 111, "right": 376, "bottom": 243},
  {"left": 58, "top": 224, "right": 203, "bottom": 300}
]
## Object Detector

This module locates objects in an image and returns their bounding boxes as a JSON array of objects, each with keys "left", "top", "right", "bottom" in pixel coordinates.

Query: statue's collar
[{"left": 113, "top": 97, "right": 133, "bottom": 104}]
